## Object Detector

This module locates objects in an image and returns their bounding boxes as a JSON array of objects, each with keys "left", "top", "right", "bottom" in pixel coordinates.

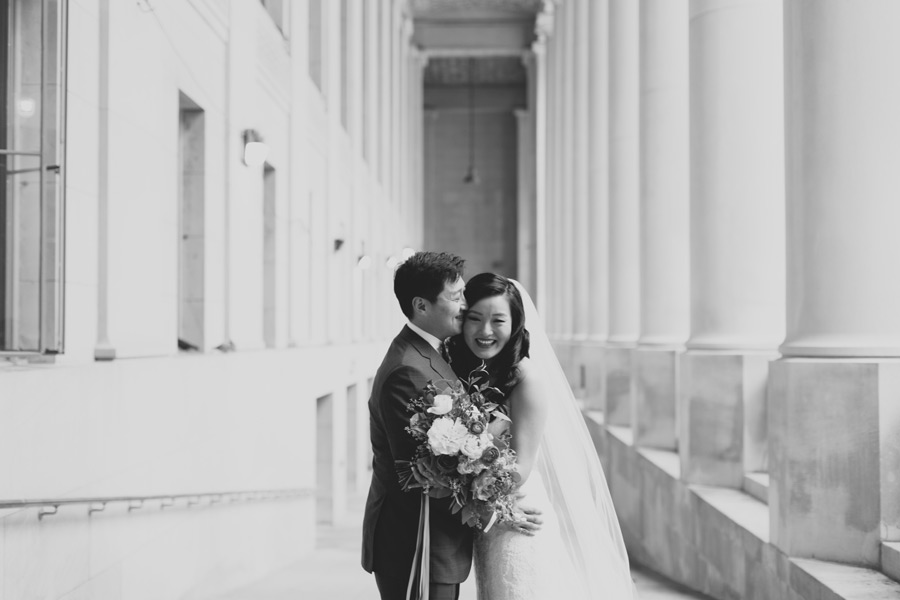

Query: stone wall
[{"left": 587, "top": 414, "right": 900, "bottom": 600}]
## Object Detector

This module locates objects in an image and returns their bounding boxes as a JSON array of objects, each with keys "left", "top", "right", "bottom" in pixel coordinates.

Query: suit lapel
[{"left": 401, "top": 326, "right": 456, "bottom": 383}]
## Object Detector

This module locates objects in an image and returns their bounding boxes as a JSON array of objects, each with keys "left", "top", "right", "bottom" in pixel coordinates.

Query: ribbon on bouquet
[{"left": 406, "top": 494, "right": 431, "bottom": 600}]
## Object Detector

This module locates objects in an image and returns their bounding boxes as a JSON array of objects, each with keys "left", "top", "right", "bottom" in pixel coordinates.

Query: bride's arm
[{"left": 507, "top": 357, "right": 550, "bottom": 485}]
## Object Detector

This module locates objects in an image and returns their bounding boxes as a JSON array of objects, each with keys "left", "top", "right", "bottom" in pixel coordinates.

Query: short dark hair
[
  {"left": 393, "top": 251, "right": 466, "bottom": 319},
  {"left": 448, "top": 272, "right": 530, "bottom": 397}
]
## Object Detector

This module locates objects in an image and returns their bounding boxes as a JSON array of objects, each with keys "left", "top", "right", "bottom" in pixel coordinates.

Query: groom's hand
[{"left": 514, "top": 502, "right": 543, "bottom": 535}]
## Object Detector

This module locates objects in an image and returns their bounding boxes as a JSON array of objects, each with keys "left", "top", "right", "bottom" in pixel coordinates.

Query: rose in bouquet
[{"left": 396, "top": 365, "right": 523, "bottom": 531}]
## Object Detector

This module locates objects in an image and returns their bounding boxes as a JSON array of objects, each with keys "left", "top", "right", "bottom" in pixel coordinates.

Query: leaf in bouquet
[
  {"left": 449, "top": 493, "right": 466, "bottom": 514},
  {"left": 492, "top": 411, "right": 511, "bottom": 423},
  {"left": 460, "top": 503, "right": 478, "bottom": 527},
  {"left": 427, "top": 486, "right": 453, "bottom": 499},
  {"left": 482, "top": 385, "right": 503, "bottom": 399}
]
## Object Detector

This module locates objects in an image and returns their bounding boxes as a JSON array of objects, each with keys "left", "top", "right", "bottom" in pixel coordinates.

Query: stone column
[
  {"left": 633, "top": 0, "right": 689, "bottom": 450},
  {"left": 380, "top": 0, "right": 391, "bottom": 187},
  {"left": 572, "top": 0, "right": 590, "bottom": 342},
  {"left": 546, "top": 14, "right": 562, "bottom": 338},
  {"left": 532, "top": 4, "right": 552, "bottom": 314},
  {"left": 605, "top": 0, "right": 640, "bottom": 426},
  {"left": 679, "top": 0, "right": 784, "bottom": 488},
  {"left": 551, "top": 0, "right": 579, "bottom": 389},
  {"left": 95, "top": 0, "right": 116, "bottom": 361},
  {"left": 516, "top": 54, "right": 536, "bottom": 294},
  {"left": 560, "top": 0, "right": 576, "bottom": 343},
  {"left": 514, "top": 85, "right": 536, "bottom": 296},
  {"left": 770, "top": 0, "right": 900, "bottom": 567},
  {"left": 580, "top": 0, "right": 609, "bottom": 409}
]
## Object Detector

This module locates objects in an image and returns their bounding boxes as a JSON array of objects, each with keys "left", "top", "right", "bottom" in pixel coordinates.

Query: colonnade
[{"left": 537, "top": 0, "right": 900, "bottom": 571}]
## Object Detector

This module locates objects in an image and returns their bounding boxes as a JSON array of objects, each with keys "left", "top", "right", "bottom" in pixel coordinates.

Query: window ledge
[
  {"left": 742, "top": 471, "right": 769, "bottom": 505},
  {"left": 883, "top": 542, "right": 900, "bottom": 584},
  {"left": 792, "top": 557, "right": 900, "bottom": 598}
]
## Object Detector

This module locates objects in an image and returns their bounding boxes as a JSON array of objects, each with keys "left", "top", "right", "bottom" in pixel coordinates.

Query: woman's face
[{"left": 463, "top": 294, "right": 513, "bottom": 363}]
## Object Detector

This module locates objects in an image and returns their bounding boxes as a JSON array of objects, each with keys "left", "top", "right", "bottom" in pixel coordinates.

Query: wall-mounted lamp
[
  {"left": 401, "top": 247, "right": 416, "bottom": 261},
  {"left": 357, "top": 255, "right": 372, "bottom": 270},
  {"left": 242, "top": 129, "right": 269, "bottom": 167},
  {"left": 385, "top": 255, "right": 400, "bottom": 270}
]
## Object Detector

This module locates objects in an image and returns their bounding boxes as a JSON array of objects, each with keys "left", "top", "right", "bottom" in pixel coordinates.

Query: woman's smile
[{"left": 463, "top": 295, "right": 513, "bottom": 361}]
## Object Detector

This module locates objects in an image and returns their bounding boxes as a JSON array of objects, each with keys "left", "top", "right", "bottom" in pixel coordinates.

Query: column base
[
  {"left": 769, "top": 358, "right": 900, "bottom": 566},
  {"left": 678, "top": 350, "right": 773, "bottom": 487},
  {"left": 633, "top": 347, "right": 681, "bottom": 450},
  {"left": 604, "top": 345, "right": 634, "bottom": 426},
  {"left": 94, "top": 341, "right": 117, "bottom": 361},
  {"left": 552, "top": 339, "right": 606, "bottom": 408}
]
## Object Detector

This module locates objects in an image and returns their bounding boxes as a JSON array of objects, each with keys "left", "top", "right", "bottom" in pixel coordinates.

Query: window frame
[{"left": 0, "top": 0, "right": 67, "bottom": 357}]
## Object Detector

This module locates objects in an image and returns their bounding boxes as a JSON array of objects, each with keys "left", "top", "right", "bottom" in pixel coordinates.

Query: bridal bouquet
[{"left": 397, "top": 365, "right": 522, "bottom": 531}]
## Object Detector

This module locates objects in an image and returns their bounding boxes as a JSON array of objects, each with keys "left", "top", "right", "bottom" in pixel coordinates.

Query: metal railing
[{"left": 0, "top": 487, "right": 315, "bottom": 520}]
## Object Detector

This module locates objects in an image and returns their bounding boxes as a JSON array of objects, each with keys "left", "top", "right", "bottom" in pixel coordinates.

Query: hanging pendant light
[{"left": 463, "top": 57, "right": 480, "bottom": 184}]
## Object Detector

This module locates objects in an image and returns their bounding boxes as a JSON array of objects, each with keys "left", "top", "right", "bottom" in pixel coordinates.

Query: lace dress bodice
[{"left": 473, "top": 464, "right": 582, "bottom": 599}]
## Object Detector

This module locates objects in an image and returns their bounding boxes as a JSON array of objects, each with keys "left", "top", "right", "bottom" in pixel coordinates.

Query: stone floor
[{"left": 211, "top": 494, "right": 711, "bottom": 600}]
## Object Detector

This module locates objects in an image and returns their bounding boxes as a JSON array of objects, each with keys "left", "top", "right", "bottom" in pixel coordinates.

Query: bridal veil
[{"left": 514, "top": 280, "right": 637, "bottom": 598}]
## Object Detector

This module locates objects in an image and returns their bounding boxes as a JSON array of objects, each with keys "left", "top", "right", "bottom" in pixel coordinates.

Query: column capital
[
  {"left": 535, "top": 0, "right": 556, "bottom": 40},
  {"left": 401, "top": 13, "right": 414, "bottom": 43}
]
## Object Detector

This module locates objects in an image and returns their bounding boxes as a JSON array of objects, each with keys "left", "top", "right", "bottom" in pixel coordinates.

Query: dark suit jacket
[{"left": 361, "top": 326, "right": 474, "bottom": 583}]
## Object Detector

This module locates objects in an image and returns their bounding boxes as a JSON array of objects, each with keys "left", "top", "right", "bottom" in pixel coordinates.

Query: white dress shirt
[{"left": 407, "top": 321, "right": 443, "bottom": 353}]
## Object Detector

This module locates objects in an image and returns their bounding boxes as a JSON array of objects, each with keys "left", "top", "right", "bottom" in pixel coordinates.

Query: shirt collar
[{"left": 407, "top": 321, "right": 443, "bottom": 352}]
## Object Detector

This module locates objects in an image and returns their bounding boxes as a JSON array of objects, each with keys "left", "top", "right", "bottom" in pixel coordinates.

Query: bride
[{"left": 447, "top": 273, "right": 637, "bottom": 599}]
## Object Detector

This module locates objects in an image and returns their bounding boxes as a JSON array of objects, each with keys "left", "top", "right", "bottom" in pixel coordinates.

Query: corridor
[
  {"left": 5, "top": 1, "right": 900, "bottom": 599},
  {"left": 210, "top": 494, "right": 710, "bottom": 600}
]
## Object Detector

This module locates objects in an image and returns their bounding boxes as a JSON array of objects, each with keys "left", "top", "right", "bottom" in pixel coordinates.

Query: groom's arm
[{"left": 379, "top": 364, "right": 432, "bottom": 472}]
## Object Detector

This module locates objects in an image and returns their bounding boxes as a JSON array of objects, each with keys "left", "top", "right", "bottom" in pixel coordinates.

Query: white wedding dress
[
  {"left": 474, "top": 437, "right": 582, "bottom": 599},
  {"left": 473, "top": 282, "right": 637, "bottom": 600}
]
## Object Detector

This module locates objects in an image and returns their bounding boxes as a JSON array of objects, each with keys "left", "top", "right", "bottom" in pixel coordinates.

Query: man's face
[{"left": 419, "top": 277, "right": 467, "bottom": 340}]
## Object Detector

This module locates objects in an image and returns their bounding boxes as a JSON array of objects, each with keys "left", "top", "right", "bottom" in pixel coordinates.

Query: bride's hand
[{"left": 513, "top": 496, "right": 543, "bottom": 535}]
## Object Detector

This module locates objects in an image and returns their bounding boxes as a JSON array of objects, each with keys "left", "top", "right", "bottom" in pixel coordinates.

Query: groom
[{"left": 362, "top": 251, "right": 472, "bottom": 600}]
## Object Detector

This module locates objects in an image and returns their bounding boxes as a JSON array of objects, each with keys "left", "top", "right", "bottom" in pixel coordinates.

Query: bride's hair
[{"left": 448, "top": 272, "right": 530, "bottom": 398}]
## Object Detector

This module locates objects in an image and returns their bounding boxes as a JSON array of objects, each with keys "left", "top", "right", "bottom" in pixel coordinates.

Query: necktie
[{"left": 439, "top": 340, "right": 451, "bottom": 363}]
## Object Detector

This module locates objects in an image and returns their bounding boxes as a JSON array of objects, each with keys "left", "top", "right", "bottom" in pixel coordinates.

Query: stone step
[{"left": 883, "top": 542, "right": 900, "bottom": 584}]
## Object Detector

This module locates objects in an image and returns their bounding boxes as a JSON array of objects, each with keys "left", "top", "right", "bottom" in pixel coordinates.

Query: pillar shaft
[
  {"left": 633, "top": 0, "right": 689, "bottom": 449},
  {"left": 688, "top": 0, "right": 784, "bottom": 352},
  {"left": 679, "top": 0, "right": 784, "bottom": 487},
  {"left": 608, "top": 0, "right": 639, "bottom": 345},
  {"left": 587, "top": 0, "right": 609, "bottom": 342},
  {"left": 572, "top": 0, "right": 591, "bottom": 340},
  {"left": 532, "top": 7, "right": 551, "bottom": 313},
  {"left": 546, "top": 24, "right": 561, "bottom": 337},
  {"left": 782, "top": 0, "right": 900, "bottom": 358},
  {"left": 638, "top": 0, "right": 690, "bottom": 347},
  {"left": 604, "top": 0, "right": 640, "bottom": 425},
  {"left": 560, "top": 0, "right": 576, "bottom": 338}
]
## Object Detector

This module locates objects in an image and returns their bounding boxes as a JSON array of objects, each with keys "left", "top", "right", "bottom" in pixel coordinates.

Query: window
[
  {"left": 308, "top": 0, "right": 324, "bottom": 91},
  {"left": 178, "top": 93, "right": 205, "bottom": 352},
  {"left": 361, "top": 0, "right": 371, "bottom": 161},
  {"left": 0, "top": 0, "right": 66, "bottom": 354},
  {"left": 340, "top": 0, "right": 349, "bottom": 131},
  {"left": 263, "top": 163, "right": 276, "bottom": 348}
]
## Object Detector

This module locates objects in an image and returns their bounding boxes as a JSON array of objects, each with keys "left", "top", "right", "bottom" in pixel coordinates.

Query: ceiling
[
  {"left": 410, "top": 0, "right": 542, "bottom": 85},
  {"left": 423, "top": 56, "right": 528, "bottom": 86}
]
